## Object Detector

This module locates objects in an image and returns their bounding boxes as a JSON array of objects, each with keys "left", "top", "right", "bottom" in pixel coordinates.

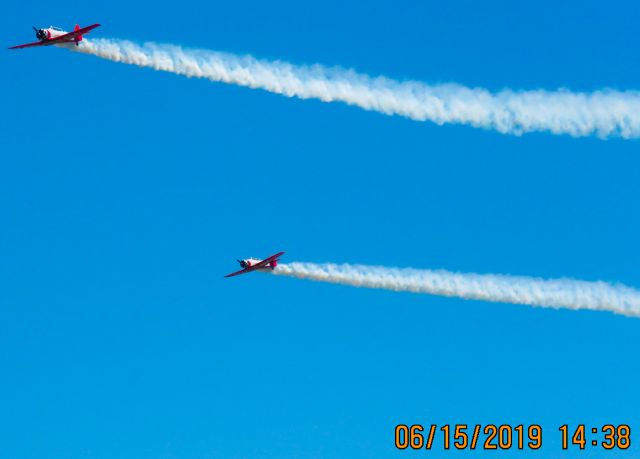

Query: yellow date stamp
[{"left": 394, "top": 424, "right": 632, "bottom": 451}]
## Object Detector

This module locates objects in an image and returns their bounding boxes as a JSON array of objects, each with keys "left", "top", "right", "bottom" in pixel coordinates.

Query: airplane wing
[
  {"left": 43, "top": 23, "right": 101, "bottom": 45},
  {"left": 54, "top": 23, "right": 101, "bottom": 41},
  {"left": 260, "top": 251, "right": 286, "bottom": 265},
  {"left": 8, "top": 41, "right": 48, "bottom": 49},
  {"left": 75, "top": 23, "right": 101, "bottom": 35},
  {"left": 223, "top": 251, "right": 285, "bottom": 278},
  {"left": 224, "top": 267, "right": 257, "bottom": 278}
]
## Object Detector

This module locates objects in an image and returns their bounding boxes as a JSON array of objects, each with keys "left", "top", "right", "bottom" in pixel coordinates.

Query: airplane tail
[{"left": 74, "top": 24, "right": 83, "bottom": 45}]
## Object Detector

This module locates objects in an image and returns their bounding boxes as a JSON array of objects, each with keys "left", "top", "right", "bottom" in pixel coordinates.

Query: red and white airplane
[
  {"left": 9, "top": 23, "right": 100, "bottom": 50},
  {"left": 224, "top": 251, "right": 285, "bottom": 278}
]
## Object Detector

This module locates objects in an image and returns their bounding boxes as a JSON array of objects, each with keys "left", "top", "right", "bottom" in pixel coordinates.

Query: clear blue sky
[{"left": 2, "top": 1, "right": 639, "bottom": 458}]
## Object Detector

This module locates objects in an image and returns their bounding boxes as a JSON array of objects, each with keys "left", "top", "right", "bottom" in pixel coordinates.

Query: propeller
[{"left": 34, "top": 26, "right": 45, "bottom": 40}]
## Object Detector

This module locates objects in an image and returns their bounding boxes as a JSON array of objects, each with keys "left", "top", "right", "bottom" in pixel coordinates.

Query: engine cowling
[{"left": 36, "top": 29, "right": 47, "bottom": 41}]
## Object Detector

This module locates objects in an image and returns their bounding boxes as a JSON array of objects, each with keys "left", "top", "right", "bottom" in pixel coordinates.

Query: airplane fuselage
[
  {"left": 239, "top": 258, "right": 278, "bottom": 271},
  {"left": 45, "top": 27, "right": 67, "bottom": 38},
  {"left": 36, "top": 26, "right": 82, "bottom": 46}
]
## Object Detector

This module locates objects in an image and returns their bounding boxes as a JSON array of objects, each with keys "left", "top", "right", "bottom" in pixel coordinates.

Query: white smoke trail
[
  {"left": 71, "top": 38, "right": 640, "bottom": 139},
  {"left": 273, "top": 262, "right": 640, "bottom": 317}
]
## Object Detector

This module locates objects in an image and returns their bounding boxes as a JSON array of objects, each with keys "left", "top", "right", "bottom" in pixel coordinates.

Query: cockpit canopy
[{"left": 49, "top": 26, "right": 64, "bottom": 31}]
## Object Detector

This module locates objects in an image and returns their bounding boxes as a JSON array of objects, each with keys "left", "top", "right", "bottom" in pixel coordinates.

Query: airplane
[
  {"left": 224, "top": 251, "right": 285, "bottom": 278},
  {"left": 9, "top": 23, "right": 100, "bottom": 50}
]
